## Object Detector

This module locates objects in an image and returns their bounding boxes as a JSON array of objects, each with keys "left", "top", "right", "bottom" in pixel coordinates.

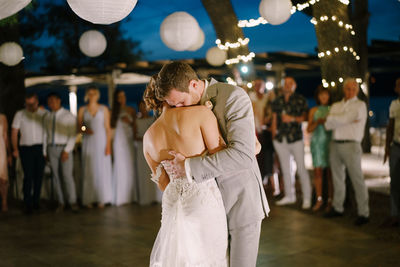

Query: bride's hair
[{"left": 143, "top": 75, "right": 163, "bottom": 112}]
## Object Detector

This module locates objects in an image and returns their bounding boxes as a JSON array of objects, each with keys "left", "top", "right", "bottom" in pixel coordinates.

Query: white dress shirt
[
  {"left": 325, "top": 97, "right": 367, "bottom": 142},
  {"left": 389, "top": 98, "right": 400, "bottom": 143},
  {"left": 43, "top": 107, "right": 77, "bottom": 156},
  {"left": 12, "top": 108, "right": 47, "bottom": 146}
]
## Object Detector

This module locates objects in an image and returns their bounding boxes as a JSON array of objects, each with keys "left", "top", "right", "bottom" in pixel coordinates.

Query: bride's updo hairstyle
[{"left": 144, "top": 75, "right": 163, "bottom": 112}]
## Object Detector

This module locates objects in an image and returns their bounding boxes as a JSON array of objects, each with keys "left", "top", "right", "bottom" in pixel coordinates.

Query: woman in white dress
[
  {"left": 78, "top": 86, "right": 113, "bottom": 208},
  {"left": 143, "top": 77, "right": 228, "bottom": 266},
  {"left": 0, "top": 114, "right": 11, "bottom": 212},
  {"left": 110, "top": 90, "right": 137, "bottom": 206},
  {"left": 135, "top": 101, "right": 159, "bottom": 205}
]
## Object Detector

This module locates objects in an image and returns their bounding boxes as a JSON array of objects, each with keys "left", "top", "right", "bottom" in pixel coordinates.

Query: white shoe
[
  {"left": 302, "top": 200, "right": 311, "bottom": 210},
  {"left": 275, "top": 196, "right": 296, "bottom": 206}
]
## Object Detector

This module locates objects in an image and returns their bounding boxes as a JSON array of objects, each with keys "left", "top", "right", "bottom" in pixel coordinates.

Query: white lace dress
[{"left": 150, "top": 165, "right": 228, "bottom": 267}]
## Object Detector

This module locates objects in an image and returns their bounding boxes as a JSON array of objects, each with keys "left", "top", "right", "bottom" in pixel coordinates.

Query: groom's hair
[{"left": 156, "top": 61, "right": 199, "bottom": 99}]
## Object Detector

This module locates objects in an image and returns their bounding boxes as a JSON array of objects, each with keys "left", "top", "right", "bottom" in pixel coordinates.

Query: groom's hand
[{"left": 162, "top": 151, "right": 186, "bottom": 179}]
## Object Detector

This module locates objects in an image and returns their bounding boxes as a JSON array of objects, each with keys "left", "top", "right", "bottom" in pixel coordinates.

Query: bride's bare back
[{"left": 143, "top": 105, "right": 223, "bottom": 190}]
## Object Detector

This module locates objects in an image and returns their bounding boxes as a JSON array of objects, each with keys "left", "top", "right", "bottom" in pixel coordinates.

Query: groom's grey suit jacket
[{"left": 188, "top": 78, "right": 270, "bottom": 230}]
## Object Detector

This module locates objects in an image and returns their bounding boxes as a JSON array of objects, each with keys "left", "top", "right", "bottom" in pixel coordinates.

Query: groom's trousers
[{"left": 229, "top": 220, "right": 262, "bottom": 267}]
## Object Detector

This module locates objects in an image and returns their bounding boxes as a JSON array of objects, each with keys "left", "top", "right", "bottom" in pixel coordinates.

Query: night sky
[{"left": 120, "top": 0, "right": 400, "bottom": 61}]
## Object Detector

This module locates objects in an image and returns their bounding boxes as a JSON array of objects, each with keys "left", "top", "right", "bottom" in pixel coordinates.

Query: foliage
[{"left": 1, "top": 1, "right": 143, "bottom": 73}]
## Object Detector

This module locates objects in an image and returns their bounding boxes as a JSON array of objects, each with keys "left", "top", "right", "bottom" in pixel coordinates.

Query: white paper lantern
[
  {"left": 67, "top": 0, "right": 137, "bottom": 25},
  {"left": 187, "top": 28, "right": 205, "bottom": 51},
  {"left": 206, "top": 47, "right": 227, "bottom": 67},
  {"left": 0, "top": 42, "right": 24, "bottom": 66},
  {"left": 79, "top": 30, "right": 107, "bottom": 57},
  {"left": 160, "top": 12, "right": 200, "bottom": 51},
  {"left": 0, "top": 0, "right": 31, "bottom": 20},
  {"left": 259, "top": 0, "right": 292, "bottom": 25}
]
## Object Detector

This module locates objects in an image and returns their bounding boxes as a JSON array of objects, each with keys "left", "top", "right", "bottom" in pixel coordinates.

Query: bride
[{"left": 143, "top": 76, "right": 228, "bottom": 266}]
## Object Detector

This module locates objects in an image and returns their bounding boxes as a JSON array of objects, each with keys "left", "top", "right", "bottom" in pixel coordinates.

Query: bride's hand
[{"left": 162, "top": 151, "right": 186, "bottom": 179}]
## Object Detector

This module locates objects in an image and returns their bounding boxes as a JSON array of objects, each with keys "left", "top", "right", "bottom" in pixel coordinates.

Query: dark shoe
[
  {"left": 354, "top": 216, "right": 369, "bottom": 226},
  {"left": 324, "top": 209, "right": 343, "bottom": 218}
]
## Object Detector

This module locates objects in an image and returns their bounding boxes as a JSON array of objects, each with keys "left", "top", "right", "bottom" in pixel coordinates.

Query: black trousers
[
  {"left": 19, "top": 145, "right": 45, "bottom": 209},
  {"left": 257, "top": 130, "right": 274, "bottom": 178}
]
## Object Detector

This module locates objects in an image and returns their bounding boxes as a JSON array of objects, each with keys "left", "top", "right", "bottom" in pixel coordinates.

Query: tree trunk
[
  {"left": 313, "top": 1, "right": 359, "bottom": 101},
  {"left": 201, "top": 0, "right": 254, "bottom": 80},
  {"left": 0, "top": 23, "right": 25, "bottom": 125},
  {"left": 201, "top": 0, "right": 249, "bottom": 59},
  {"left": 352, "top": 0, "right": 371, "bottom": 152}
]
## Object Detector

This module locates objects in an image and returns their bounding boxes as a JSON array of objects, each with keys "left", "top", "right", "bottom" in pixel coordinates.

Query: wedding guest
[
  {"left": 0, "top": 113, "right": 11, "bottom": 212},
  {"left": 43, "top": 93, "right": 78, "bottom": 212},
  {"left": 11, "top": 93, "right": 47, "bottom": 214},
  {"left": 250, "top": 79, "right": 276, "bottom": 195},
  {"left": 271, "top": 77, "right": 312, "bottom": 209},
  {"left": 78, "top": 86, "right": 112, "bottom": 208},
  {"left": 111, "top": 89, "right": 137, "bottom": 206},
  {"left": 307, "top": 86, "right": 333, "bottom": 212},
  {"left": 135, "top": 100, "right": 159, "bottom": 205},
  {"left": 324, "top": 78, "right": 369, "bottom": 226},
  {"left": 383, "top": 78, "right": 400, "bottom": 227}
]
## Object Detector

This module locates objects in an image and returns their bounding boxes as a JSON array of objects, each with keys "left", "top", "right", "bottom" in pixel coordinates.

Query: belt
[
  {"left": 49, "top": 144, "right": 66, "bottom": 147},
  {"left": 333, "top": 140, "right": 356, "bottom": 143}
]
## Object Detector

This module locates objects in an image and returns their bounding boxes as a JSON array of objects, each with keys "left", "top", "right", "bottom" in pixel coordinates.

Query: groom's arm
[{"left": 188, "top": 88, "right": 256, "bottom": 182}]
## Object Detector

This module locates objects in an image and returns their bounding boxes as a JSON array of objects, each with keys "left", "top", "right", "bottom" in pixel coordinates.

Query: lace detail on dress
[{"left": 164, "top": 179, "right": 199, "bottom": 200}]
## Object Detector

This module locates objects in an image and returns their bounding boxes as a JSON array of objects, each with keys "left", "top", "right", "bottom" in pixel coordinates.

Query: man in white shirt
[
  {"left": 12, "top": 93, "right": 47, "bottom": 214},
  {"left": 43, "top": 93, "right": 77, "bottom": 212},
  {"left": 324, "top": 78, "right": 369, "bottom": 226},
  {"left": 384, "top": 78, "right": 400, "bottom": 227}
]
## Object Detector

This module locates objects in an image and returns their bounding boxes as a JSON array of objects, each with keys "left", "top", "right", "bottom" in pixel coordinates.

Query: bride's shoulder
[{"left": 186, "top": 105, "right": 212, "bottom": 113}]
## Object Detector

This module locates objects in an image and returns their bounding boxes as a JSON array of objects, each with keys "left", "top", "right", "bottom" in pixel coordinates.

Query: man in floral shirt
[{"left": 271, "top": 77, "right": 311, "bottom": 209}]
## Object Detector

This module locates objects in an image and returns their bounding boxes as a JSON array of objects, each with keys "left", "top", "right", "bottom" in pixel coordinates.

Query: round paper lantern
[
  {"left": 206, "top": 47, "right": 227, "bottom": 67},
  {"left": 79, "top": 30, "right": 107, "bottom": 57},
  {"left": 160, "top": 12, "right": 200, "bottom": 51},
  {"left": 259, "top": 0, "right": 292, "bottom": 25},
  {"left": 0, "top": 42, "right": 23, "bottom": 66},
  {"left": 0, "top": 0, "right": 31, "bottom": 20},
  {"left": 187, "top": 28, "right": 205, "bottom": 51},
  {"left": 67, "top": 0, "right": 137, "bottom": 25}
]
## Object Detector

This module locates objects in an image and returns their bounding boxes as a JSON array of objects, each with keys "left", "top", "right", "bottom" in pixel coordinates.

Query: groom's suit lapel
[{"left": 205, "top": 78, "right": 218, "bottom": 106}]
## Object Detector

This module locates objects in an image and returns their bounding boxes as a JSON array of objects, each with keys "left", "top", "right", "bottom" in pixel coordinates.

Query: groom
[{"left": 158, "top": 62, "right": 270, "bottom": 267}]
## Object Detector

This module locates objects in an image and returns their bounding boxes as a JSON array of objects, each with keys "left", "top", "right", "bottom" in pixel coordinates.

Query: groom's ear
[{"left": 188, "top": 79, "right": 197, "bottom": 91}]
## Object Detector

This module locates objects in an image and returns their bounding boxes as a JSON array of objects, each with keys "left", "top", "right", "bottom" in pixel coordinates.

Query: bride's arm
[
  {"left": 143, "top": 132, "right": 170, "bottom": 191},
  {"left": 200, "top": 107, "right": 226, "bottom": 155}
]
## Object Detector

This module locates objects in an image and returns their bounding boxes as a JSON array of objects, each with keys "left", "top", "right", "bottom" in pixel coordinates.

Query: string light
[
  {"left": 322, "top": 77, "right": 363, "bottom": 88},
  {"left": 317, "top": 46, "right": 360, "bottom": 60},
  {"left": 238, "top": 0, "right": 348, "bottom": 28},
  {"left": 310, "top": 16, "right": 355, "bottom": 35},
  {"left": 225, "top": 52, "right": 256, "bottom": 65},
  {"left": 216, "top": 38, "right": 250, "bottom": 50},
  {"left": 215, "top": 38, "right": 254, "bottom": 66},
  {"left": 238, "top": 17, "right": 268, "bottom": 28},
  {"left": 226, "top": 77, "right": 237, "bottom": 86}
]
